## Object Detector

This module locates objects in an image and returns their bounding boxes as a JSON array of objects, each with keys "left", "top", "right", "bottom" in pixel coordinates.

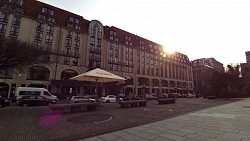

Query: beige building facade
[{"left": 0, "top": 0, "right": 193, "bottom": 98}]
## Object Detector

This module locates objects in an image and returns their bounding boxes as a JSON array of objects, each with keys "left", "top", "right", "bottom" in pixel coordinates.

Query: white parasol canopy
[
  {"left": 70, "top": 68, "right": 126, "bottom": 95},
  {"left": 70, "top": 68, "right": 126, "bottom": 82}
]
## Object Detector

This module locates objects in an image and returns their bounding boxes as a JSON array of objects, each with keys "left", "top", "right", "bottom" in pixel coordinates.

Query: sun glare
[{"left": 163, "top": 45, "right": 176, "bottom": 54}]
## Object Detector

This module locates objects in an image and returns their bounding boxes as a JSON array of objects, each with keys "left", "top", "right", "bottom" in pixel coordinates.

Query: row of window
[
  {"left": 68, "top": 16, "right": 80, "bottom": 24},
  {"left": 37, "top": 23, "right": 54, "bottom": 32},
  {"left": 63, "top": 31, "right": 81, "bottom": 65},
  {"left": 8, "top": 0, "right": 23, "bottom": 5},
  {"left": 41, "top": 7, "right": 54, "bottom": 16},
  {"left": 0, "top": 13, "right": 20, "bottom": 37},
  {"left": 63, "top": 57, "right": 78, "bottom": 66},
  {"left": 35, "top": 32, "right": 53, "bottom": 42},
  {"left": 2, "top": 4, "right": 24, "bottom": 14},
  {"left": 37, "top": 14, "right": 56, "bottom": 23}
]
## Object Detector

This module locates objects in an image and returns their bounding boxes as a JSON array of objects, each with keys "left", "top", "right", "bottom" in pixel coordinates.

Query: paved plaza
[
  {"left": 0, "top": 98, "right": 248, "bottom": 141},
  {"left": 82, "top": 98, "right": 250, "bottom": 141}
]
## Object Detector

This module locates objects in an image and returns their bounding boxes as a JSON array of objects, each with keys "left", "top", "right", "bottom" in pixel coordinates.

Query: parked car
[
  {"left": 187, "top": 93, "right": 196, "bottom": 98},
  {"left": 116, "top": 94, "right": 126, "bottom": 101},
  {"left": 18, "top": 96, "right": 56, "bottom": 107},
  {"left": 0, "top": 96, "right": 10, "bottom": 108},
  {"left": 145, "top": 93, "right": 157, "bottom": 100},
  {"left": 99, "top": 95, "right": 117, "bottom": 103},
  {"left": 178, "top": 93, "right": 187, "bottom": 98},
  {"left": 15, "top": 87, "right": 58, "bottom": 102},
  {"left": 168, "top": 93, "right": 179, "bottom": 98},
  {"left": 69, "top": 96, "right": 96, "bottom": 103},
  {"left": 119, "top": 94, "right": 142, "bottom": 101},
  {"left": 156, "top": 93, "right": 168, "bottom": 99}
]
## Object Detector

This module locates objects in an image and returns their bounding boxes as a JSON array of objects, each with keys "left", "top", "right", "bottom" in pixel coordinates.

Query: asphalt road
[{"left": 0, "top": 98, "right": 239, "bottom": 141}]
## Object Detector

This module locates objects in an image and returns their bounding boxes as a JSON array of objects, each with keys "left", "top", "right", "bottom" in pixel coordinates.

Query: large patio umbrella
[{"left": 70, "top": 68, "right": 126, "bottom": 95}]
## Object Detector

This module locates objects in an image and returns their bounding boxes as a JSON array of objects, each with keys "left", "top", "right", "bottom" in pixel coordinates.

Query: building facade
[
  {"left": 0, "top": 0, "right": 194, "bottom": 98},
  {"left": 246, "top": 51, "right": 250, "bottom": 63},
  {"left": 241, "top": 51, "right": 250, "bottom": 85},
  {"left": 205, "top": 58, "right": 224, "bottom": 73},
  {"left": 192, "top": 58, "right": 224, "bottom": 96}
]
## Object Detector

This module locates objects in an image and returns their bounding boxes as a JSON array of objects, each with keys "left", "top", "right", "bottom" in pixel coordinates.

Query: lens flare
[{"left": 163, "top": 46, "right": 175, "bottom": 54}]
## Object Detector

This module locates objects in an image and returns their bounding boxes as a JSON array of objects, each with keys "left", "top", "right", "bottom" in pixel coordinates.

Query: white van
[{"left": 15, "top": 87, "right": 58, "bottom": 101}]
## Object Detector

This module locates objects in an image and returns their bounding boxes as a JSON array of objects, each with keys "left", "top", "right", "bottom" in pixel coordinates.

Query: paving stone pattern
[{"left": 0, "top": 98, "right": 241, "bottom": 141}]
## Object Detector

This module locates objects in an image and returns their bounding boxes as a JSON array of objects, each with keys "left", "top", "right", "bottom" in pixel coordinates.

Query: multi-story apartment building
[
  {"left": 192, "top": 58, "right": 224, "bottom": 96},
  {"left": 0, "top": 0, "right": 193, "bottom": 98}
]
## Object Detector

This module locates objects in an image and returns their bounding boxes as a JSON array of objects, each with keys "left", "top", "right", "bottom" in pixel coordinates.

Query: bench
[
  {"left": 207, "top": 96, "right": 216, "bottom": 99},
  {"left": 49, "top": 102, "right": 99, "bottom": 113},
  {"left": 118, "top": 100, "right": 147, "bottom": 108},
  {"left": 156, "top": 98, "right": 177, "bottom": 105}
]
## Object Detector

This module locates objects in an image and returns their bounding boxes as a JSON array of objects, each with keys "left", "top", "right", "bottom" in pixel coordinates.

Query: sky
[{"left": 38, "top": 0, "right": 250, "bottom": 66}]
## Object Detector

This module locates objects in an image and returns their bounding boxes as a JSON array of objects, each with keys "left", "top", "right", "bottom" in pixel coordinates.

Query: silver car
[
  {"left": 99, "top": 95, "right": 117, "bottom": 103},
  {"left": 69, "top": 96, "right": 96, "bottom": 103}
]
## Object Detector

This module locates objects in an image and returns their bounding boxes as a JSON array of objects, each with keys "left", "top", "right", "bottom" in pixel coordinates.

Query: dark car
[
  {"left": 0, "top": 97, "right": 10, "bottom": 108},
  {"left": 156, "top": 93, "right": 168, "bottom": 99},
  {"left": 118, "top": 94, "right": 142, "bottom": 101},
  {"left": 168, "top": 93, "right": 179, "bottom": 98},
  {"left": 117, "top": 94, "right": 126, "bottom": 101},
  {"left": 177, "top": 93, "right": 187, "bottom": 98},
  {"left": 145, "top": 93, "right": 157, "bottom": 100},
  {"left": 18, "top": 96, "right": 56, "bottom": 107}
]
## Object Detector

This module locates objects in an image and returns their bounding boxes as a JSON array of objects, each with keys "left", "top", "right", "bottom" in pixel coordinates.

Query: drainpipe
[
  {"left": 53, "top": 26, "right": 62, "bottom": 93},
  {"left": 54, "top": 26, "right": 62, "bottom": 79}
]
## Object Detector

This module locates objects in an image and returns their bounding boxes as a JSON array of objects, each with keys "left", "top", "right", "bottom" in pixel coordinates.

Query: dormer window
[
  {"left": 48, "top": 9, "right": 54, "bottom": 16},
  {"left": 110, "top": 30, "right": 113, "bottom": 35},
  {"left": 125, "top": 35, "right": 131, "bottom": 41},
  {"left": 69, "top": 16, "right": 74, "bottom": 23},
  {"left": 139, "top": 40, "right": 144, "bottom": 45},
  {"left": 75, "top": 18, "right": 80, "bottom": 24},
  {"left": 41, "top": 7, "right": 47, "bottom": 13},
  {"left": 8, "top": 0, "right": 23, "bottom": 5}
]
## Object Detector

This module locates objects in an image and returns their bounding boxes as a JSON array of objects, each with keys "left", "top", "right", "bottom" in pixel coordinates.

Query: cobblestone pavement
[
  {"left": 0, "top": 98, "right": 240, "bottom": 141},
  {"left": 82, "top": 98, "right": 250, "bottom": 141}
]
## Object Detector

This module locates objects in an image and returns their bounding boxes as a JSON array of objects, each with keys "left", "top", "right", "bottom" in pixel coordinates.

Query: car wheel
[
  {"left": 0, "top": 104, "right": 3, "bottom": 108},
  {"left": 23, "top": 104, "right": 28, "bottom": 107},
  {"left": 75, "top": 101, "right": 79, "bottom": 103},
  {"left": 106, "top": 100, "right": 110, "bottom": 103}
]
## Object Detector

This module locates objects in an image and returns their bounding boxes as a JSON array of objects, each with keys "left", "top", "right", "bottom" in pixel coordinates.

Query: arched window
[
  {"left": 61, "top": 69, "right": 78, "bottom": 80},
  {"left": 88, "top": 20, "right": 103, "bottom": 69},
  {"left": 27, "top": 66, "right": 50, "bottom": 80}
]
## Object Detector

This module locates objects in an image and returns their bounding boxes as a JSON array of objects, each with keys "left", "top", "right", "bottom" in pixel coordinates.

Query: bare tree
[{"left": 0, "top": 36, "right": 49, "bottom": 71}]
